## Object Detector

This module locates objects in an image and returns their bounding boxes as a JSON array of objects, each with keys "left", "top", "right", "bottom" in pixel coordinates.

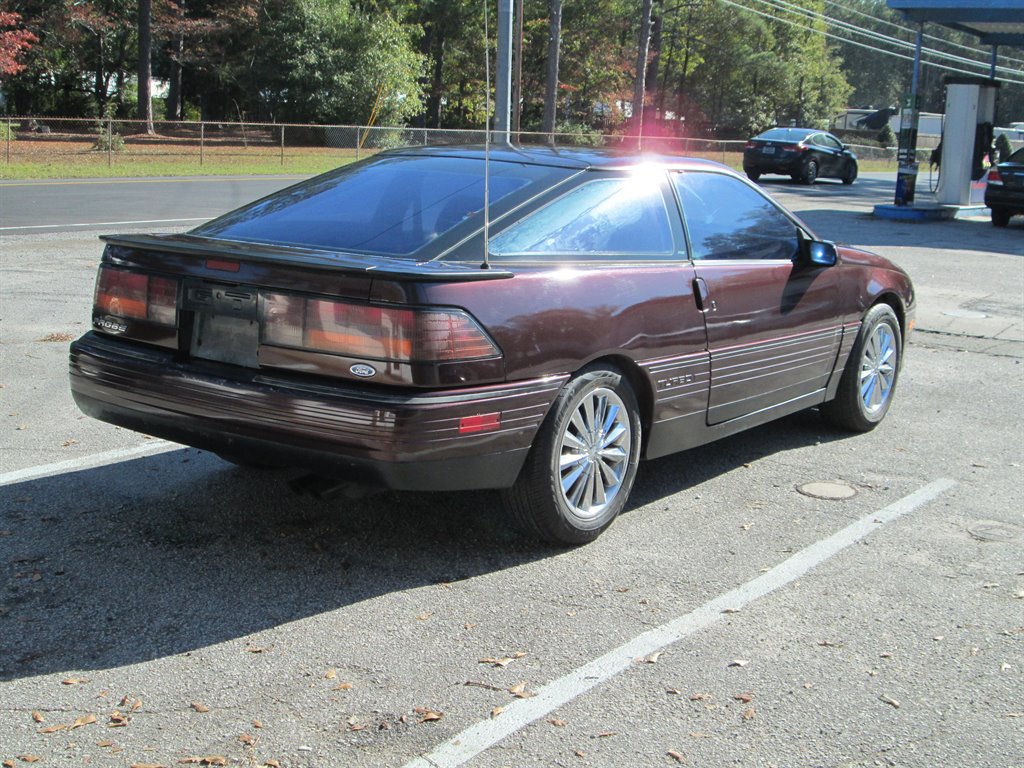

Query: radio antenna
[{"left": 482, "top": 0, "right": 491, "bottom": 270}]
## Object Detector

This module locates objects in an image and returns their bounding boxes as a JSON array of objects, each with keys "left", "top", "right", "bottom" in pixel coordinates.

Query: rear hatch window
[{"left": 194, "top": 155, "right": 569, "bottom": 258}]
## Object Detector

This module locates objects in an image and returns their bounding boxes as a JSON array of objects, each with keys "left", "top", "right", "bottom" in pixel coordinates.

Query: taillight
[
  {"left": 261, "top": 293, "right": 500, "bottom": 363},
  {"left": 782, "top": 143, "right": 802, "bottom": 152},
  {"left": 745, "top": 141, "right": 756, "bottom": 149},
  {"left": 94, "top": 267, "right": 178, "bottom": 326},
  {"left": 987, "top": 167, "right": 1003, "bottom": 185}
]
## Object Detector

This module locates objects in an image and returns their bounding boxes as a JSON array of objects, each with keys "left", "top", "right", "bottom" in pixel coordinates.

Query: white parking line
[
  {"left": 402, "top": 478, "right": 957, "bottom": 768},
  {"left": 0, "top": 217, "right": 208, "bottom": 232},
  {"left": 0, "top": 441, "right": 178, "bottom": 486}
]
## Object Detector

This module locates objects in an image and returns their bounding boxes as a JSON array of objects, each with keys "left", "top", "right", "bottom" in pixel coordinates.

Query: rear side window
[
  {"left": 195, "top": 156, "right": 564, "bottom": 257},
  {"left": 673, "top": 172, "right": 799, "bottom": 261},
  {"left": 488, "top": 176, "right": 674, "bottom": 258}
]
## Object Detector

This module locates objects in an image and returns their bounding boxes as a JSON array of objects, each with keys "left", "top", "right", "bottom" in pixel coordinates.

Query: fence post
[
  {"left": 355, "top": 127, "right": 360, "bottom": 162},
  {"left": 5, "top": 118, "right": 10, "bottom": 165},
  {"left": 200, "top": 122, "right": 205, "bottom": 166},
  {"left": 107, "top": 117, "right": 113, "bottom": 168},
  {"left": 423, "top": 127, "right": 428, "bottom": 146},
  {"left": 280, "top": 125, "right": 285, "bottom": 166}
]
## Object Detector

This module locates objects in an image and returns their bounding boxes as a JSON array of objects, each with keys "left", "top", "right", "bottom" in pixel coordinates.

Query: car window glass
[
  {"left": 1010, "top": 146, "right": 1024, "bottom": 163},
  {"left": 673, "top": 172, "right": 799, "bottom": 261},
  {"left": 488, "top": 177, "right": 674, "bottom": 258},
  {"left": 823, "top": 135, "right": 842, "bottom": 149},
  {"left": 195, "top": 156, "right": 563, "bottom": 257}
]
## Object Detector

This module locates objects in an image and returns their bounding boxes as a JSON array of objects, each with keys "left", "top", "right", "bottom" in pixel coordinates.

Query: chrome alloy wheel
[
  {"left": 860, "top": 323, "right": 897, "bottom": 414},
  {"left": 557, "top": 387, "right": 632, "bottom": 521}
]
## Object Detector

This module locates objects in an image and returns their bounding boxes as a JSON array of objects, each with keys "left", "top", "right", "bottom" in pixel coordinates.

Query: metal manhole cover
[
  {"left": 797, "top": 481, "right": 857, "bottom": 500},
  {"left": 942, "top": 308, "right": 988, "bottom": 319},
  {"left": 967, "top": 521, "right": 1021, "bottom": 543}
]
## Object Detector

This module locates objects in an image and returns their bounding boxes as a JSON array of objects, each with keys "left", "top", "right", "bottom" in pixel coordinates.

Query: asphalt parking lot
[{"left": 1, "top": 172, "right": 1022, "bottom": 767}]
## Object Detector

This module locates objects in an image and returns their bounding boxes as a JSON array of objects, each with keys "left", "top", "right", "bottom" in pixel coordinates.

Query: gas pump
[{"left": 935, "top": 77, "right": 1000, "bottom": 206}]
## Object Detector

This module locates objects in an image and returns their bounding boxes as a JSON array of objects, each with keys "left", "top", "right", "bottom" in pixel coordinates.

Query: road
[{"left": 1, "top": 172, "right": 1022, "bottom": 767}]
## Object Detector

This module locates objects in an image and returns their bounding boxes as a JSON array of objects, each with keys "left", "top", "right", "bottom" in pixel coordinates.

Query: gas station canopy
[{"left": 887, "top": 1, "right": 1024, "bottom": 48}]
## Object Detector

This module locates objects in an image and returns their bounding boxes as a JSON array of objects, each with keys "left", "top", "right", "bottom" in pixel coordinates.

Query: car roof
[{"left": 382, "top": 144, "right": 732, "bottom": 173}]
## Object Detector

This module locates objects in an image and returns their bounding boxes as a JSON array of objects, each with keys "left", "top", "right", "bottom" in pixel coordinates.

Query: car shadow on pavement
[
  {"left": 0, "top": 407, "right": 846, "bottom": 682},
  {"left": 793, "top": 207, "right": 1024, "bottom": 256}
]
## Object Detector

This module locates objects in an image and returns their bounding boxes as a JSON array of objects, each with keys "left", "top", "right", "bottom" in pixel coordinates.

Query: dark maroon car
[{"left": 70, "top": 146, "right": 914, "bottom": 544}]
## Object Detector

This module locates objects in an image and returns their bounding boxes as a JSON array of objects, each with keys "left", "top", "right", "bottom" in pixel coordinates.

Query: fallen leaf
[
  {"left": 246, "top": 646, "right": 269, "bottom": 653},
  {"left": 324, "top": 668, "right": 337, "bottom": 680},
  {"left": 3, "top": 760, "right": 14, "bottom": 768},
  {"left": 689, "top": 692, "right": 711, "bottom": 701},
  {"left": 31, "top": 712, "right": 44, "bottom": 723},
  {"left": 38, "top": 723, "right": 67, "bottom": 733},
  {"left": 416, "top": 612, "right": 433, "bottom": 621},
  {"left": 879, "top": 652, "right": 893, "bottom": 659},
  {"left": 722, "top": 608, "right": 741, "bottom": 614},
  {"left": 818, "top": 640, "right": 844, "bottom": 648},
  {"left": 347, "top": 716, "right": 366, "bottom": 732},
  {"left": 513, "top": 652, "right": 527, "bottom": 659},
  {"left": 108, "top": 711, "right": 130, "bottom": 727},
  {"left": 742, "top": 708, "right": 756, "bottom": 720},
  {"left": 190, "top": 702, "right": 210, "bottom": 713},
  {"left": 97, "top": 741, "right": 115, "bottom": 748},
  {"left": 1000, "top": 662, "right": 1013, "bottom": 672},
  {"left": 597, "top": 731, "right": 617, "bottom": 738},
  {"left": 666, "top": 688, "right": 681, "bottom": 695},
  {"left": 615, "top": 587, "right": 630, "bottom": 593},
  {"left": 548, "top": 718, "right": 567, "bottom": 727},
  {"left": 252, "top": 720, "right": 263, "bottom": 729},
  {"left": 464, "top": 680, "right": 504, "bottom": 692},
  {"left": 40, "top": 332, "right": 75, "bottom": 342},
  {"left": 416, "top": 709, "right": 443, "bottom": 723},
  {"left": 641, "top": 652, "right": 662, "bottom": 664},
  {"left": 734, "top": 693, "right": 754, "bottom": 703},
  {"left": 574, "top": 750, "right": 585, "bottom": 758},
  {"left": 18, "top": 759, "right": 41, "bottom": 765},
  {"left": 983, "top": 582, "right": 1000, "bottom": 589},
  {"left": 728, "top": 659, "right": 749, "bottom": 667},
  {"left": 464, "top": 622, "right": 478, "bottom": 629},
  {"left": 239, "top": 733, "right": 255, "bottom": 745},
  {"left": 70, "top": 714, "right": 97, "bottom": 729},
  {"left": 177, "top": 758, "right": 226, "bottom": 767},
  {"left": 667, "top": 751, "right": 687, "bottom": 763},
  {"left": 490, "top": 706, "right": 505, "bottom": 718},
  {"left": 62, "top": 678, "right": 88, "bottom": 685},
  {"left": 61, "top": 439, "right": 78, "bottom": 447},
  {"left": 479, "top": 657, "right": 513, "bottom": 667},
  {"left": 879, "top": 695, "right": 901, "bottom": 709},
  {"left": 130, "top": 764, "right": 166, "bottom": 768},
  {"left": 264, "top": 761, "right": 281, "bottom": 768}
]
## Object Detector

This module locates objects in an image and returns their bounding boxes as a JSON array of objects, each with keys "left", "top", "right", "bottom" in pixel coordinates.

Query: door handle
[{"left": 693, "top": 277, "right": 710, "bottom": 312}]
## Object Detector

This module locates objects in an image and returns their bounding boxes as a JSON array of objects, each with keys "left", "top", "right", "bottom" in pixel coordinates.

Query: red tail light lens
[
  {"left": 987, "top": 167, "right": 1003, "bottom": 184},
  {"left": 95, "top": 267, "right": 178, "bottom": 326},
  {"left": 782, "top": 143, "right": 802, "bottom": 152},
  {"left": 745, "top": 141, "right": 756, "bottom": 149},
  {"left": 261, "top": 293, "right": 500, "bottom": 363}
]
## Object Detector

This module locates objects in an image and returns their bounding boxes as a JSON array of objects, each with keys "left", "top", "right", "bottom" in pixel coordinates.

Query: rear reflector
[
  {"left": 459, "top": 412, "right": 501, "bottom": 434},
  {"left": 94, "top": 267, "right": 178, "bottom": 326},
  {"left": 261, "top": 293, "right": 501, "bottom": 363}
]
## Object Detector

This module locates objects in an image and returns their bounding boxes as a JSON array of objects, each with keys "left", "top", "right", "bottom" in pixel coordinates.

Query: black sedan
[
  {"left": 744, "top": 127, "right": 858, "bottom": 185},
  {"left": 985, "top": 145, "right": 1024, "bottom": 227}
]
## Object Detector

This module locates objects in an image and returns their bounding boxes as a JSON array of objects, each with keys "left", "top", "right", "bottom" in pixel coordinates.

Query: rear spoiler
[{"left": 100, "top": 233, "right": 513, "bottom": 282}]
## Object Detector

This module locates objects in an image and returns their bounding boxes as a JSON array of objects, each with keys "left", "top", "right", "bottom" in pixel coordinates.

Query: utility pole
[{"left": 494, "top": 0, "right": 514, "bottom": 143}]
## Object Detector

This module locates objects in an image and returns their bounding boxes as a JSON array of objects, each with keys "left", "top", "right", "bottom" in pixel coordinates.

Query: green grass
[{"left": 1, "top": 155, "right": 357, "bottom": 180}]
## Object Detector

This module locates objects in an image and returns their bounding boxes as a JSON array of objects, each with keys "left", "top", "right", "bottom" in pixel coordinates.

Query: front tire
[
  {"left": 842, "top": 161, "right": 858, "bottom": 185},
  {"left": 502, "top": 366, "right": 641, "bottom": 545},
  {"left": 821, "top": 304, "right": 902, "bottom": 432}
]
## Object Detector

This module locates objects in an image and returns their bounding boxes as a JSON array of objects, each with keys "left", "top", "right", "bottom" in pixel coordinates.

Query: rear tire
[
  {"left": 746, "top": 170, "right": 761, "bottom": 182},
  {"left": 803, "top": 159, "right": 819, "bottom": 185},
  {"left": 501, "top": 366, "right": 641, "bottom": 546},
  {"left": 991, "top": 207, "right": 1011, "bottom": 227},
  {"left": 821, "top": 304, "right": 901, "bottom": 432}
]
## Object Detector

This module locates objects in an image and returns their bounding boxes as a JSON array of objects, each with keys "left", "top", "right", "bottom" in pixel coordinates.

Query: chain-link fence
[{"left": 2, "top": 116, "right": 944, "bottom": 176}]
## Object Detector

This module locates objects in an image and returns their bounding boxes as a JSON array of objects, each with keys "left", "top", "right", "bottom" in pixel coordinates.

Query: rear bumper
[
  {"left": 70, "top": 332, "right": 566, "bottom": 491},
  {"left": 985, "top": 186, "right": 1024, "bottom": 213}
]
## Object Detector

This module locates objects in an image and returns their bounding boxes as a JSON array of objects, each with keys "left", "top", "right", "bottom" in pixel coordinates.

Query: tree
[
  {"left": 631, "top": 0, "right": 652, "bottom": 135},
  {"left": 138, "top": 0, "right": 154, "bottom": 130},
  {"left": 0, "top": 10, "right": 37, "bottom": 76},
  {"left": 542, "top": 0, "right": 562, "bottom": 135}
]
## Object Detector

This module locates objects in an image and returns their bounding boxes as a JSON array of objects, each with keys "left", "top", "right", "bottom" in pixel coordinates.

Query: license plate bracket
[{"left": 186, "top": 283, "right": 260, "bottom": 368}]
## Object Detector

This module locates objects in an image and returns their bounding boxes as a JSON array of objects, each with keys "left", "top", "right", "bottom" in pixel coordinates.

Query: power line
[
  {"left": 746, "top": 0, "right": 1022, "bottom": 79},
  {"left": 824, "top": 0, "right": 1024, "bottom": 66},
  {"left": 714, "top": 0, "right": 1024, "bottom": 84}
]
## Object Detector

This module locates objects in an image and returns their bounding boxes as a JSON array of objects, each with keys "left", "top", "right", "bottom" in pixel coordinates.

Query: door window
[
  {"left": 488, "top": 177, "right": 675, "bottom": 259},
  {"left": 673, "top": 172, "right": 799, "bottom": 261}
]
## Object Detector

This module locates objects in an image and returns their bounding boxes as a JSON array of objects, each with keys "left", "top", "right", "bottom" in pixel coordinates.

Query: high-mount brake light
[
  {"left": 95, "top": 266, "right": 178, "bottom": 326},
  {"left": 261, "top": 293, "right": 500, "bottom": 363}
]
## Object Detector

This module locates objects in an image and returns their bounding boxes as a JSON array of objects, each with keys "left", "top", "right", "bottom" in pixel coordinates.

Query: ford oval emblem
[{"left": 350, "top": 364, "right": 377, "bottom": 378}]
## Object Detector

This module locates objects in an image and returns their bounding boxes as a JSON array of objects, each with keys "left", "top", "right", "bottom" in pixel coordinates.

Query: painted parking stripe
[
  {"left": 0, "top": 441, "right": 178, "bottom": 486},
  {"left": 403, "top": 478, "right": 957, "bottom": 768},
  {"left": 0, "top": 217, "right": 208, "bottom": 232}
]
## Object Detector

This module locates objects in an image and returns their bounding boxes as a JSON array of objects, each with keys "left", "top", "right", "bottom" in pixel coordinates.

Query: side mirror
[{"left": 806, "top": 240, "right": 838, "bottom": 266}]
